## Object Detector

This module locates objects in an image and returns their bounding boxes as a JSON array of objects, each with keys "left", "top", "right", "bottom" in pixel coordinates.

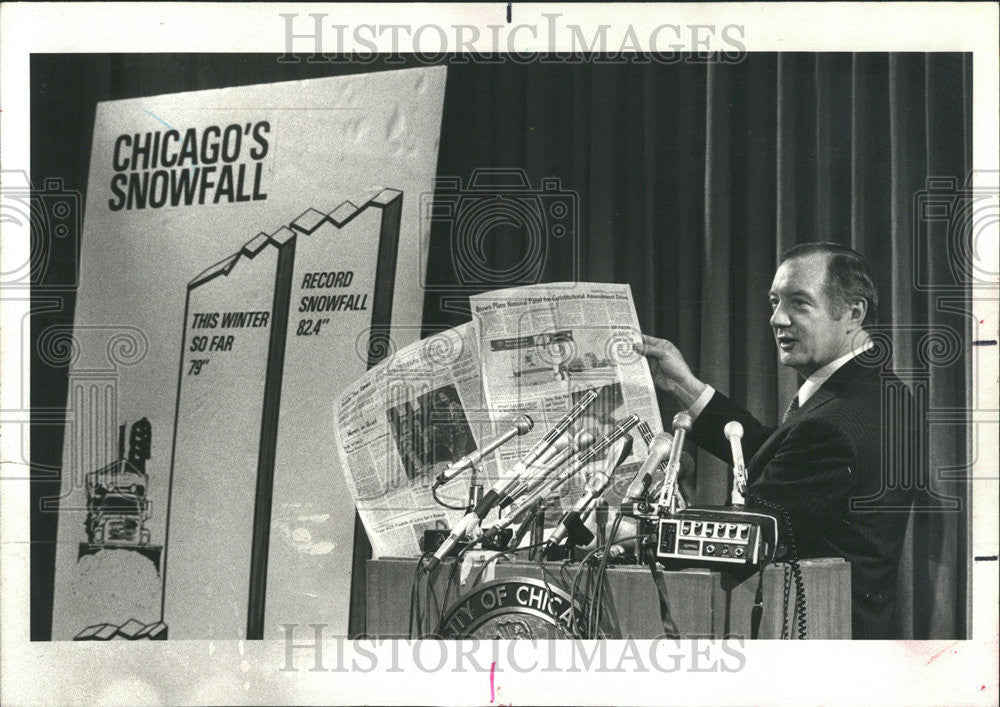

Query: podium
[{"left": 365, "top": 556, "right": 851, "bottom": 639}]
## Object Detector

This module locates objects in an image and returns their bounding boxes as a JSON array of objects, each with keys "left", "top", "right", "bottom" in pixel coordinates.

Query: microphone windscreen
[
  {"left": 584, "top": 471, "right": 611, "bottom": 495},
  {"left": 615, "top": 435, "right": 635, "bottom": 466},
  {"left": 649, "top": 452, "right": 695, "bottom": 493},
  {"left": 672, "top": 411, "right": 693, "bottom": 432},
  {"left": 645, "top": 432, "right": 672, "bottom": 462},
  {"left": 573, "top": 429, "right": 596, "bottom": 451},
  {"left": 539, "top": 432, "right": 572, "bottom": 463}
]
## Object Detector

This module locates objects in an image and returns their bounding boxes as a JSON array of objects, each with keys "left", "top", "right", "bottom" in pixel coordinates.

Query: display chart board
[{"left": 51, "top": 67, "right": 445, "bottom": 640}]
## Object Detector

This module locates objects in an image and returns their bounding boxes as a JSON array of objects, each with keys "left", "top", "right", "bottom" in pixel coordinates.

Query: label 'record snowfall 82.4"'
[{"left": 108, "top": 121, "right": 271, "bottom": 211}]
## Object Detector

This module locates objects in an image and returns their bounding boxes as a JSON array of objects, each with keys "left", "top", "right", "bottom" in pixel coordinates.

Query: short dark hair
[{"left": 779, "top": 242, "right": 879, "bottom": 329}]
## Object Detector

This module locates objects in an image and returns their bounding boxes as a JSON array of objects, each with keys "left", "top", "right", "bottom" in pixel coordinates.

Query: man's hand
[{"left": 637, "top": 335, "right": 707, "bottom": 408}]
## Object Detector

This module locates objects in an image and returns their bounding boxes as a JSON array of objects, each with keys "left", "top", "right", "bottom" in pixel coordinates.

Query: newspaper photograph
[
  {"left": 470, "top": 282, "right": 664, "bottom": 514},
  {"left": 333, "top": 322, "right": 501, "bottom": 558}
]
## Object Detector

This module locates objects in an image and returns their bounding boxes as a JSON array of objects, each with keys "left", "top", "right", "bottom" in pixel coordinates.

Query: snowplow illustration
[{"left": 78, "top": 417, "right": 162, "bottom": 571}]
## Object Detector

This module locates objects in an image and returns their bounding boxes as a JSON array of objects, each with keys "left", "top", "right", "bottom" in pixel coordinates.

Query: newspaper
[
  {"left": 333, "top": 322, "right": 499, "bottom": 558},
  {"left": 334, "top": 283, "right": 663, "bottom": 557},
  {"left": 470, "top": 283, "right": 663, "bottom": 514}
]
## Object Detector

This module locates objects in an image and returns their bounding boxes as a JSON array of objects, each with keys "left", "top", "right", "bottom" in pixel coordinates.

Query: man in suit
[{"left": 641, "top": 243, "right": 914, "bottom": 639}]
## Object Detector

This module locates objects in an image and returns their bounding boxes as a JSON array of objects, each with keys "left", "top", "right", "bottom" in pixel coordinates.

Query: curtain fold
[{"left": 698, "top": 62, "right": 734, "bottom": 504}]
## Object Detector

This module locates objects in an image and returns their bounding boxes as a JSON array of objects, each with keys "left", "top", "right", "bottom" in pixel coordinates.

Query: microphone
[
  {"left": 544, "top": 435, "right": 633, "bottom": 556},
  {"left": 499, "top": 431, "right": 580, "bottom": 510},
  {"left": 535, "top": 430, "right": 575, "bottom": 468},
  {"left": 724, "top": 420, "right": 748, "bottom": 496},
  {"left": 648, "top": 450, "right": 694, "bottom": 502},
  {"left": 435, "top": 415, "right": 533, "bottom": 486},
  {"left": 426, "top": 391, "right": 599, "bottom": 569},
  {"left": 506, "top": 390, "right": 599, "bottom": 483},
  {"left": 534, "top": 414, "right": 640, "bottom": 516},
  {"left": 656, "top": 411, "right": 693, "bottom": 513},
  {"left": 514, "top": 430, "right": 595, "bottom": 502},
  {"left": 636, "top": 420, "right": 656, "bottom": 446},
  {"left": 492, "top": 390, "right": 599, "bottom": 509},
  {"left": 576, "top": 413, "right": 640, "bottom": 464},
  {"left": 624, "top": 432, "right": 673, "bottom": 500},
  {"left": 479, "top": 415, "right": 640, "bottom": 542},
  {"left": 594, "top": 499, "right": 609, "bottom": 548}
]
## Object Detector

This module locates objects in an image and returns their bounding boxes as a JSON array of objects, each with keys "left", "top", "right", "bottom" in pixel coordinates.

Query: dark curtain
[
  {"left": 32, "top": 53, "right": 970, "bottom": 640},
  {"left": 424, "top": 53, "right": 971, "bottom": 639}
]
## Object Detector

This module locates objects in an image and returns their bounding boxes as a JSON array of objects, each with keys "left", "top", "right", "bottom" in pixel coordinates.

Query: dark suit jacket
[{"left": 690, "top": 350, "right": 915, "bottom": 639}]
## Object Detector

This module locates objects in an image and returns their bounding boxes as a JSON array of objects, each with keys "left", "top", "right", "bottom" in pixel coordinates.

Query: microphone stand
[
  {"left": 466, "top": 462, "right": 483, "bottom": 513},
  {"left": 508, "top": 499, "right": 539, "bottom": 552}
]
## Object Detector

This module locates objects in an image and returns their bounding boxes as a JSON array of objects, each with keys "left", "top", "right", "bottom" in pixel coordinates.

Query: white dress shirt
[{"left": 687, "top": 339, "right": 874, "bottom": 420}]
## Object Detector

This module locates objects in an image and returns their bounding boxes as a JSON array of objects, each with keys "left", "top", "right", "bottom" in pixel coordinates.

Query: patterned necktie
[{"left": 782, "top": 394, "right": 800, "bottom": 424}]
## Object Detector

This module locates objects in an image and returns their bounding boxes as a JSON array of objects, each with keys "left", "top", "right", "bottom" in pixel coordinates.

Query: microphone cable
[
  {"left": 533, "top": 528, "right": 579, "bottom": 641},
  {"left": 506, "top": 499, "right": 542, "bottom": 552},
  {"left": 409, "top": 551, "right": 435, "bottom": 638},
  {"left": 568, "top": 532, "right": 648, "bottom": 639},
  {"left": 466, "top": 539, "right": 553, "bottom": 588},
  {"left": 431, "top": 482, "right": 469, "bottom": 511},
  {"left": 590, "top": 512, "right": 625, "bottom": 638},
  {"left": 644, "top": 544, "right": 683, "bottom": 640},
  {"left": 747, "top": 492, "right": 808, "bottom": 639},
  {"left": 432, "top": 557, "right": 464, "bottom": 637},
  {"left": 568, "top": 543, "right": 602, "bottom": 637}
]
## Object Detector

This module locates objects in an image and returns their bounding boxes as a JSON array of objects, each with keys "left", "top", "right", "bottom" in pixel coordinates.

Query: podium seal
[{"left": 438, "top": 577, "right": 584, "bottom": 639}]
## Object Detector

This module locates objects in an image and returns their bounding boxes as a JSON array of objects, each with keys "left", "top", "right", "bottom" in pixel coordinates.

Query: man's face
[{"left": 768, "top": 253, "right": 855, "bottom": 377}]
